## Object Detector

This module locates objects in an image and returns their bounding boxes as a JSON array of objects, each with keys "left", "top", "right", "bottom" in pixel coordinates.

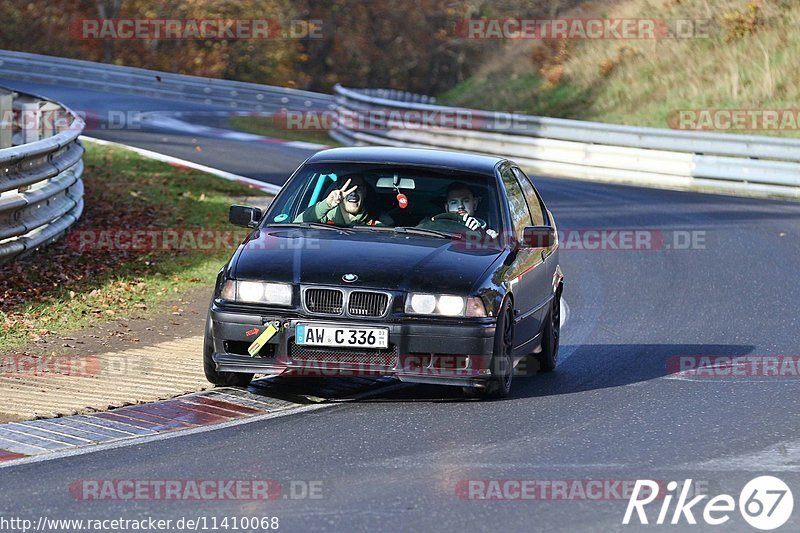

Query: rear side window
[
  {"left": 513, "top": 167, "right": 545, "bottom": 226},
  {"left": 500, "top": 167, "right": 532, "bottom": 239}
]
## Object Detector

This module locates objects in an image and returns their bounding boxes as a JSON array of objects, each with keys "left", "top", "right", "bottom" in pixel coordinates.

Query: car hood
[{"left": 231, "top": 227, "right": 504, "bottom": 294}]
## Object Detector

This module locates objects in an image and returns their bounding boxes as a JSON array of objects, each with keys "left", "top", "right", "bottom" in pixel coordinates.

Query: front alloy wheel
[{"left": 464, "top": 299, "right": 514, "bottom": 399}]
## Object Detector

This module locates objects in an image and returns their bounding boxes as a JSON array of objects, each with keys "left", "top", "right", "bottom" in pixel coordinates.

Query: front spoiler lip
[{"left": 212, "top": 352, "right": 492, "bottom": 388}]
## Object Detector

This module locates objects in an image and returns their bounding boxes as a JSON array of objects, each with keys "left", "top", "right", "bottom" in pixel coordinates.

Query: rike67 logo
[{"left": 624, "top": 476, "right": 794, "bottom": 530}]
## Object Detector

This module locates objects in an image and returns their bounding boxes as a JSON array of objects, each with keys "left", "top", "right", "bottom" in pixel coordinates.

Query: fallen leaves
[{"left": 0, "top": 143, "right": 255, "bottom": 349}]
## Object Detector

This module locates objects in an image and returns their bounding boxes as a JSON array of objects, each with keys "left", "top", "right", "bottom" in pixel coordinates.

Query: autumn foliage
[{"left": 0, "top": 0, "right": 540, "bottom": 94}]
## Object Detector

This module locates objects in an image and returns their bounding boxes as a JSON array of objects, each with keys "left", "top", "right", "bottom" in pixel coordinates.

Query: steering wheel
[
  {"left": 433, "top": 212, "right": 488, "bottom": 228},
  {"left": 420, "top": 212, "right": 490, "bottom": 234},
  {"left": 431, "top": 212, "right": 465, "bottom": 223}
]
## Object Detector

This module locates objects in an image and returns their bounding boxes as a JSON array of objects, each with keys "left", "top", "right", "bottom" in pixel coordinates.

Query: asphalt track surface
[{"left": 1, "top": 78, "right": 799, "bottom": 532}]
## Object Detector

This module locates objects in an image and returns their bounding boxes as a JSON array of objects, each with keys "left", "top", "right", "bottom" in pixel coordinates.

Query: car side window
[
  {"left": 501, "top": 167, "right": 533, "bottom": 239},
  {"left": 513, "top": 167, "right": 545, "bottom": 226}
]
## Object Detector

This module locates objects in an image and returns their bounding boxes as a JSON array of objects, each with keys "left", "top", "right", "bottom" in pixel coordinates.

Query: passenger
[{"left": 295, "top": 176, "right": 389, "bottom": 226}]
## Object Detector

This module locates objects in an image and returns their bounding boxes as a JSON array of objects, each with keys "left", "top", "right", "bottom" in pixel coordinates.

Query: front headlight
[
  {"left": 405, "top": 293, "right": 486, "bottom": 317},
  {"left": 220, "top": 280, "right": 293, "bottom": 306},
  {"left": 409, "top": 293, "right": 437, "bottom": 314},
  {"left": 437, "top": 295, "right": 465, "bottom": 316}
]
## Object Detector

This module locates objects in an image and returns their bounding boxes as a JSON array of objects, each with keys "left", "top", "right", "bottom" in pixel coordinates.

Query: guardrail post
[
  {"left": 0, "top": 89, "right": 12, "bottom": 148},
  {"left": 40, "top": 102, "right": 61, "bottom": 139},
  {"left": 19, "top": 100, "right": 41, "bottom": 144}
]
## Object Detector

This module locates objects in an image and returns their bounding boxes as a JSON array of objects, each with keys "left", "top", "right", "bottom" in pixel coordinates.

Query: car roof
[{"left": 305, "top": 146, "right": 506, "bottom": 175}]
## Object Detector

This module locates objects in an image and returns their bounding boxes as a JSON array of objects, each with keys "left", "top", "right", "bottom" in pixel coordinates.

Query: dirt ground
[{"left": 0, "top": 286, "right": 213, "bottom": 422}]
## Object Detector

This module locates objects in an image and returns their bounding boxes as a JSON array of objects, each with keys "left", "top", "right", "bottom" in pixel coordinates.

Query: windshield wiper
[
  {"left": 266, "top": 222, "right": 352, "bottom": 232},
  {"left": 269, "top": 223, "right": 458, "bottom": 239},
  {"left": 392, "top": 226, "right": 462, "bottom": 239},
  {"left": 351, "top": 225, "right": 395, "bottom": 232}
]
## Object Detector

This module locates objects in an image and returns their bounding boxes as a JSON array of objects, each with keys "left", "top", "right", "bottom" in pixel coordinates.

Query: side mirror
[
  {"left": 229, "top": 205, "right": 262, "bottom": 228},
  {"left": 521, "top": 226, "right": 555, "bottom": 248}
]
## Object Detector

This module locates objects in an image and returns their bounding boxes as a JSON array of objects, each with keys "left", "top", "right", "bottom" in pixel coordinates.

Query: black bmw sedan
[{"left": 205, "top": 147, "right": 563, "bottom": 398}]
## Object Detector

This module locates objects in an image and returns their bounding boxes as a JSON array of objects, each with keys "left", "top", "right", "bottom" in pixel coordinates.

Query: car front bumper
[{"left": 209, "top": 302, "right": 497, "bottom": 385}]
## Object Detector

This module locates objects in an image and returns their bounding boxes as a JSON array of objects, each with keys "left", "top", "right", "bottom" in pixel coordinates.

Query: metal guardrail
[
  {"left": 349, "top": 88, "right": 437, "bottom": 105},
  {"left": 0, "top": 87, "right": 84, "bottom": 263},
  {"left": 333, "top": 85, "right": 800, "bottom": 197},
  {"left": 0, "top": 50, "right": 334, "bottom": 112}
]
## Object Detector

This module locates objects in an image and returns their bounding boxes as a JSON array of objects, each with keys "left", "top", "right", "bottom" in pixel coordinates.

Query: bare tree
[{"left": 96, "top": 0, "right": 122, "bottom": 62}]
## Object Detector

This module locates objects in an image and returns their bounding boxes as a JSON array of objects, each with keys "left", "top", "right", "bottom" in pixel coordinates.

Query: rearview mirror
[
  {"left": 521, "top": 226, "right": 556, "bottom": 248},
  {"left": 229, "top": 205, "right": 262, "bottom": 228},
  {"left": 376, "top": 176, "right": 416, "bottom": 189}
]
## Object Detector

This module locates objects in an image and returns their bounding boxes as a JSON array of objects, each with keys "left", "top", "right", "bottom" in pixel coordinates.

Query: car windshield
[{"left": 263, "top": 163, "right": 502, "bottom": 235}]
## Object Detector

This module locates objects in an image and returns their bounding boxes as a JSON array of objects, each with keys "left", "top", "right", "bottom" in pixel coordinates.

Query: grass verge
[
  {"left": 438, "top": 0, "right": 800, "bottom": 138},
  {"left": 0, "top": 142, "right": 269, "bottom": 351}
]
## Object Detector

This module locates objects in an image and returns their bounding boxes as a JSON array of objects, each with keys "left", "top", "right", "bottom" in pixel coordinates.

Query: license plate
[{"left": 295, "top": 324, "right": 389, "bottom": 349}]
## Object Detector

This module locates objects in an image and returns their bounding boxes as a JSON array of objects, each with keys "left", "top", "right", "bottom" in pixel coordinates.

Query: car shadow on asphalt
[
  {"left": 509, "top": 342, "right": 758, "bottom": 400},
  {"left": 272, "top": 342, "right": 757, "bottom": 403},
  {"left": 245, "top": 375, "right": 399, "bottom": 404},
  {"left": 238, "top": 343, "right": 756, "bottom": 404}
]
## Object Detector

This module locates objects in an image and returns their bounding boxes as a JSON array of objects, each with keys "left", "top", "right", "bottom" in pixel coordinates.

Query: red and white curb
[
  {"left": 0, "top": 379, "right": 397, "bottom": 467},
  {"left": 0, "top": 389, "right": 285, "bottom": 461}
]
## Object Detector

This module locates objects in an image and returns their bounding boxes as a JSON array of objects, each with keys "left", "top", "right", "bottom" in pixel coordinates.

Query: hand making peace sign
[{"left": 324, "top": 178, "right": 359, "bottom": 208}]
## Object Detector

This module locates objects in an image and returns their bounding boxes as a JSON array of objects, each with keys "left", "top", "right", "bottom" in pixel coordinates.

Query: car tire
[
  {"left": 464, "top": 299, "right": 514, "bottom": 399},
  {"left": 203, "top": 314, "right": 253, "bottom": 388},
  {"left": 534, "top": 292, "right": 561, "bottom": 373}
]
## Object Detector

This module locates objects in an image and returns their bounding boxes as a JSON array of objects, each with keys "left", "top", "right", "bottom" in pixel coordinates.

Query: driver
[
  {"left": 417, "top": 182, "right": 497, "bottom": 237},
  {"left": 444, "top": 182, "right": 485, "bottom": 230},
  {"left": 295, "top": 176, "right": 389, "bottom": 227}
]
